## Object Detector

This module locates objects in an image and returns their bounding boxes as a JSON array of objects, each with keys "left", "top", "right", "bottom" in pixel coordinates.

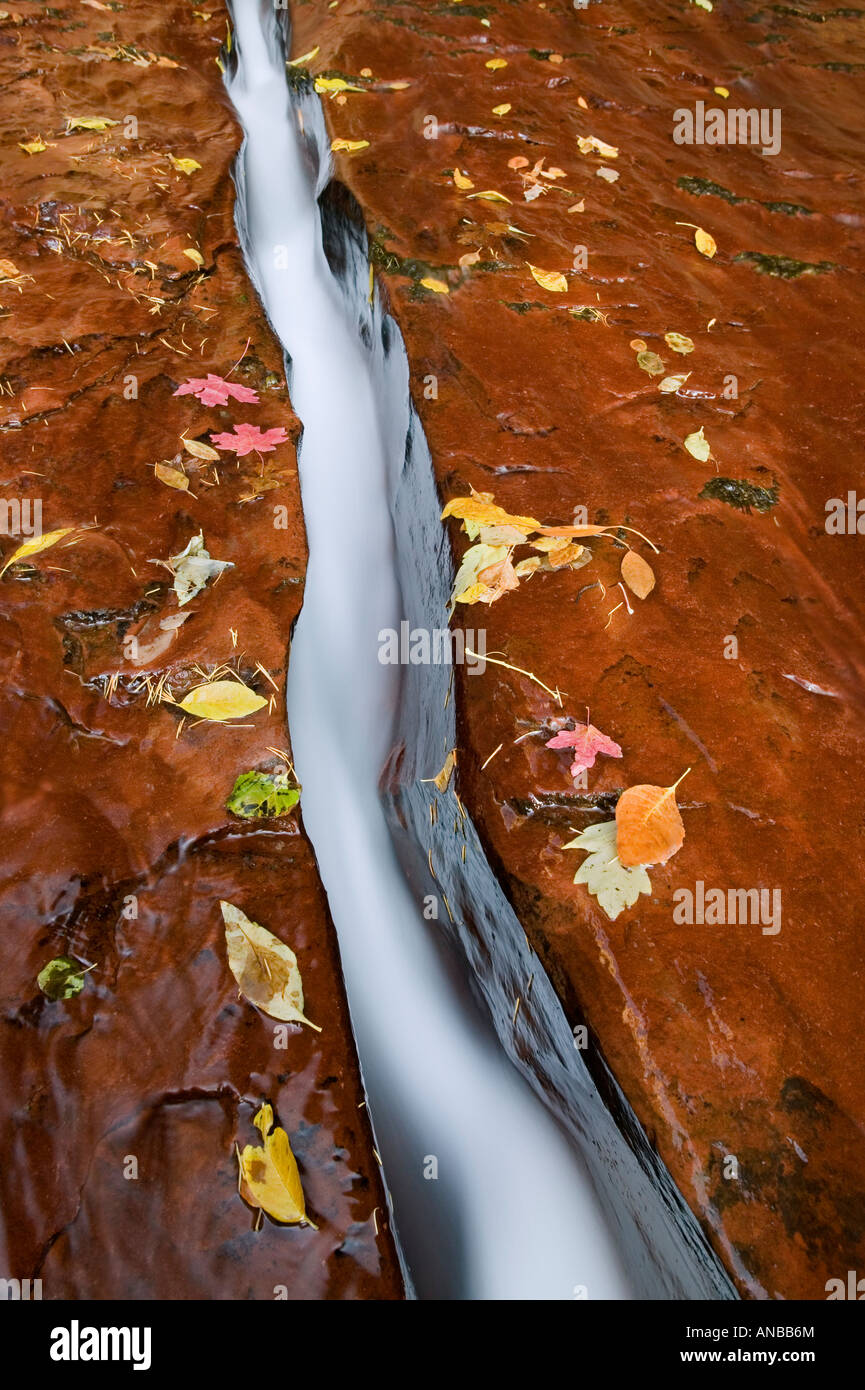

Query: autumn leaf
[
  {"left": 453, "top": 169, "right": 474, "bottom": 190},
  {"left": 238, "top": 1102, "right": 309, "bottom": 1225},
  {"left": 485, "top": 57, "right": 508, "bottom": 70},
  {"left": 183, "top": 437, "right": 221, "bottom": 461},
  {"left": 174, "top": 373, "right": 260, "bottom": 407},
  {"left": 315, "top": 76, "right": 363, "bottom": 94},
  {"left": 527, "top": 263, "right": 568, "bottom": 293},
  {"left": 577, "top": 135, "right": 619, "bottom": 158},
  {"left": 546, "top": 722, "right": 622, "bottom": 781},
  {"left": 659, "top": 373, "right": 690, "bottom": 394},
  {"left": 684, "top": 426, "right": 711, "bottom": 462},
  {"left": 174, "top": 679, "right": 267, "bottom": 722},
  {"left": 564, "top": 821, "right": 651, "bottom": 921},
  {"left": 211, "top": 423, "right": 288, "bottom": 457},
  {"left": 695, "top": 227, "right": 717, "bottom": 257},
  {"left": 492, "top": 103, "right": 512, "bottom": 116},
  {"left": 467, "top": 189, "right": 512, "bottom": 204},
  {"left": 154, "top": 461, "right": 192, "bottom": 493},
  {"left": 621, "top": 549, "right": 655, "bottom": 598},
  {"left": 616, "top": 777, "right": 687, "bottom": 868},
  {"left": 476, "top": 553, "right": 519, "bottom": 598},
  {"left": 221, "top": 901, "right": 319, "bottom": 1028},
  {"left": 441, "top": 495, "right": 540, "bottom": 538},
  {"left": 182, "top": 247, "right": 204, "bottom": 267},
  {"left": 37, "top": 955, "right": 89, "bottom": 1001},
  {"left": 65, "top": 116, "right": 118, "bottom": 132},
  {"left": 420, "top": 276, "right": 449, "bottom": 294},
  {"left": 226, "top": 769, "right": 300, "bottom": 819},
  {"left": 0, "top": 526, "right": 76, "bottom": 578},
  {"left": 449, "top": 542, "right": 508, "bottom": 609},
  {"left": 331, "top": 138, "right": 369, "bottom": 153},
  {"left": 665, "top": 331, "right": 694, "bottom": 355},
  {"left": 168, "top": 154, "right": 201, "bottom": 174},
  {"left": 166, "top": 531, "right": 232, "bottom": 605},
  {"left": 19, "top": 137, "right": 48, "bottom": 154},
  {"left": 636, "top": 349, "right": 665, "bottom": 377}
]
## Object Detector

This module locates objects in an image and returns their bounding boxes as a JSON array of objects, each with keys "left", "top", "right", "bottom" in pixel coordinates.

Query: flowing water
[{"left": 225, "top": 0, "right": 633, "bottom": 1300}]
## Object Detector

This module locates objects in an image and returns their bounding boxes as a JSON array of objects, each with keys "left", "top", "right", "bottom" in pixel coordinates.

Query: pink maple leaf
[
  {"left": 546, "top": 722, "right": 622, "bottom": 782},
  {"left": 174, "top": 374, "right": 260, "bottom": 407},
  {"left": 210, "top": 422, "right": 288, "bottom": 457}
]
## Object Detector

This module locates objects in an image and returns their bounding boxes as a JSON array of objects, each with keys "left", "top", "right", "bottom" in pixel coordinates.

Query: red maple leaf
[
  {"left": 210, "top": 422, "right": 288, "bottom": 457},
  {"left": 546, "top": 723, "right": 622, "bottom": 782},
  {"left": 174, "top": 374, "right": 260, "bottom": 407}
]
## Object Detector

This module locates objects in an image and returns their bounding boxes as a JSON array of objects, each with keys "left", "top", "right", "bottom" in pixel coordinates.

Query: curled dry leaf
[
  {"left": 238, "top": 1102, "right": 308, "bottom": 1225},
  {"left": 183, "top": 247, "right": 204, "bottom": 267},
  {"left": 527, "top": 263, "right": 568, "bottom": 293},
  {"left": 174, "top": 679, "right": 267, "bottom": 722},
  {"left": 0, "top": 526, "right": 76, "bottom": 578},
  {"left": 564, "top": 821, "right": 651, "bottom": 921},
  {"left": 620, "top": 549, "right": 655, "bottom": 599},
  {"left": 221, "top": 900, "right": 319, "bottom": 1028},
  {"left": 65, "top": 115, "right": 118, "bottom": 132},
  {"left": 616, "top": 781, "right": 686, "bottom": 868},
  {"left": 577, "top": 135, "right": 618, "bottom": 158},
  {"left": 449, "top": 542, "right": 507, "bottom": 609},
  {"left": 168, "top": 531, "right": 233, "bottom": 605},
  {"left": 433, "top": 750, "right": 456, "bottom": 793}
]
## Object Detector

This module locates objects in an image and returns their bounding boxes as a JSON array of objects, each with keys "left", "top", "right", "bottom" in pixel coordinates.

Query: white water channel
[{"left": 227, "top": 0, "right": 632, "bottom": 1300}]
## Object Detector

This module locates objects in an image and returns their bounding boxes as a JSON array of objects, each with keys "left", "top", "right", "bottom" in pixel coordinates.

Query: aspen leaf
[
  {"left": 288, "top": 46, "right": 320, "bottom": 66},
  {"left": 577, "top": 135, "right": 619, "bottom": 158},
  {"left": 154, "top": 461, "right": 191, "bottom": 492},
  {"left": 636, "top": 349, "right": 665, "bottom": 377},
  {"left": 183, "top": 437, "right": 220, "bottom": 461},
  {"left": 175, "top": 680, "right": 265, "bottom": 722},
  {"left": 226, "top": 770, "right": 300, "bottom": 820},
  {"left": 621, "top": 549, "right": 655, "bottom": 598},
  {"left": 37, "top": 955, "right": 88, "bottom": 1001},
  {"left": 182, "top": 247, "right": 204, "bottom": 267},
  {"left": 449, "top": 542, "right": 508, "bottom": 609},
  {"left": 453, "top": 169, "right": 474, "bottom": 189},
  {"left": 168, "top": 154, "right": 201, "bottom": 174},
  {"left": 616, "top": 781, "right": 686, "bottom": 868},
  {"left": 664, "top": 331, "right": 694, "bottom": 355},
  {"left": 0, "top": 526, "right": 75, "bottom": 578},
  {"left": 684, "top": 426, "right": 711, "bottom": 462},
  {"left": 65, "top": 116, "right": 118, "bottom": 132},
  {"left": 239, "top": 1102, "right": 308, "bottom": 1225},
  {"left": 714, "top": 85, "right": 729, "bottom": 98},
  {"left": 420, "top": 276, "right": 449, "bottom": 294},
  {"left": 564, "top": 820, "right": 651, "bottom": 922},
  {"left": 221, "top": 901, "right": 319, "bottom": 1028},
  {"left": 19, "top": 137, "right": 48, "bottom": 154},
  {"left": 441, "top": 495, "right": 540, "bottom": 536},
  {"left": 492, "top": 102, "right": 512, "bottom": 115},
  {"left": 659, "top": 373, "right": 690, "bottom": 393},
  {"left": 694, "top": 227, "right": 717, "bottom": 258},
  {"left": 331, "top": 138, "right": 369, "bottom": 152},
  {"left": 314, "top": 76, "right": 363, "bottom": 93},
  {"left": 596, "top": 167, "right": 619, "bottom": 183},
  {"left": 514, "top": 556, "right": 541, "bottom": 577},
  {"left": 467, "top": 189, "right": 511, "bottom": 204},
  {"left": 528, "top": 263, "right": 568, "bottom": 293},
  {"left": 485, "top": 57, "right": 508, "bottom": 69}
]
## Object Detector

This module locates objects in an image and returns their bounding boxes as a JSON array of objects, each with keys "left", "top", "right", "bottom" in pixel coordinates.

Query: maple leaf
[
  {"left": 173, "top": 374, "right": 260, "bottom": 407},
  {"left": 210, "top": 423, "right": 287, "bottom": 457},
  {"left": 546, "top": 722, "right": 622, "bottom": 782}
]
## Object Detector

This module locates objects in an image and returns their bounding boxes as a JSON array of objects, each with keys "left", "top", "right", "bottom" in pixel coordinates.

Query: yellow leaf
[
  {"left": 331, "top": 138, "right": 369, "bottom": 153},
  {"left": 658, "top": 372, "right": 690, "bottom": 394},
  {"left": 467, "top": 189, "right": 511, "bottom": 204},
  {"left": 18, "top": 137, "right": 47, "bottom": 154},
  {"left": 0, "top": 527, "right": 75, "bottom": 578},
  {"left": 433, "top": 751, "right": 456, "bottom": 793},
  {"left": 453, "top": 169, "right": 474, "bottom": 190},
  {"left": 182, "top": 248, "right": 204, "bottom": 267},
  {"left": 459, "top": 250, "right": 481, "bottom": 268},
  {"left": 664, "top": 331, "right": 694, "bottom": 355},
  {"left": 620, "top": 549, "right": 655, "bottom": 599},
  {"left": 527, "top": 263, "right": 568, "bottom": 293},
  {"left": 577, "top": 135, "right": 619, "bottom": 158},
  {"left": 0, "top": 259, "right": 21, "bottom": 280},
  {"left": 183, "top": 437, "right": 220, "bottom": 461},
  {"left": 239, "top": 1103, "right": 308, "bottom": 1225},
  {"left": 695, "top": 227, "right": 717, "bottom": 258},
  {"left": 684, "top": 426, "right": 711, "bottom": 462},
  {"left": 288, "top": 46, "right": 320, "bottom": 66},
  {"left": 174, "top": 680, "right": 267, "bottom": 722},
  {"left": 154, "top": 462, "right": 191, "bottom": 493},
  {"left": 65, "top": 116, "right": 118, "bottom": 132},
  {"left": 441, "top": 495, "right": 540, "bottom": 536},
  {"left": 168, "top": 154, "right": 201, "bottom": 174},
  {"left": 420, "top": 276, "right": 449, "bottom": 294},
  {"left": 315, "top": 76, "right": 363, "bottom": 93},
  {"left": 221, "top": 901, "right": 320, "bottom": 1029},
  {"left": 485, "top": 58, "right": 507, "bottom": 70},
  {"left": 492, "top": 102, "right": 512, "bottom": 116},
  {"left": 714, "top": 85, "right": 729, "bottom": 98}
]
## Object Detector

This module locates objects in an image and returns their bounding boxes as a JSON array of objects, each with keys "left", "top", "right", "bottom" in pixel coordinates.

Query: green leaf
[
  {"left": 226, "top": 769, "right": 300, "bottom": 820},
  {"left": 636, "top": 350, "right": 665, "bottom": 377},
  {"left": 37, "top": 956, "right": 87, "bottom": 1000},
  {"left": 563, "top": 820, "right": 651, "bottom": 921}
]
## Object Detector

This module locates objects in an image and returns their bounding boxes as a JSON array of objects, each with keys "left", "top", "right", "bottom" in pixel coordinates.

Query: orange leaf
[
  {"left": 621, "top": 549, "right": 655, "bottom": 598},
  {"left": 616, "top": 779, "right": 687, "bottom": 868}
]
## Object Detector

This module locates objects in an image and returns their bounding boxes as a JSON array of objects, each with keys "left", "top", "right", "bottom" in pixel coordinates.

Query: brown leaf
[
  {"left": 621, "top": 550, "right": 655, "bottom": 599},
  {"left": 616, "top": 781, "right": 686, "bottom": 868}
]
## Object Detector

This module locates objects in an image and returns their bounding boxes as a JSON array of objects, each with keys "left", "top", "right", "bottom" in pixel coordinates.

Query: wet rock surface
[
  {"left": 0, "top": 1, "right": 401, "bottom": 1298},
  {"left": 290, "top": 0, "right": 865, "bottom": 1297}
]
